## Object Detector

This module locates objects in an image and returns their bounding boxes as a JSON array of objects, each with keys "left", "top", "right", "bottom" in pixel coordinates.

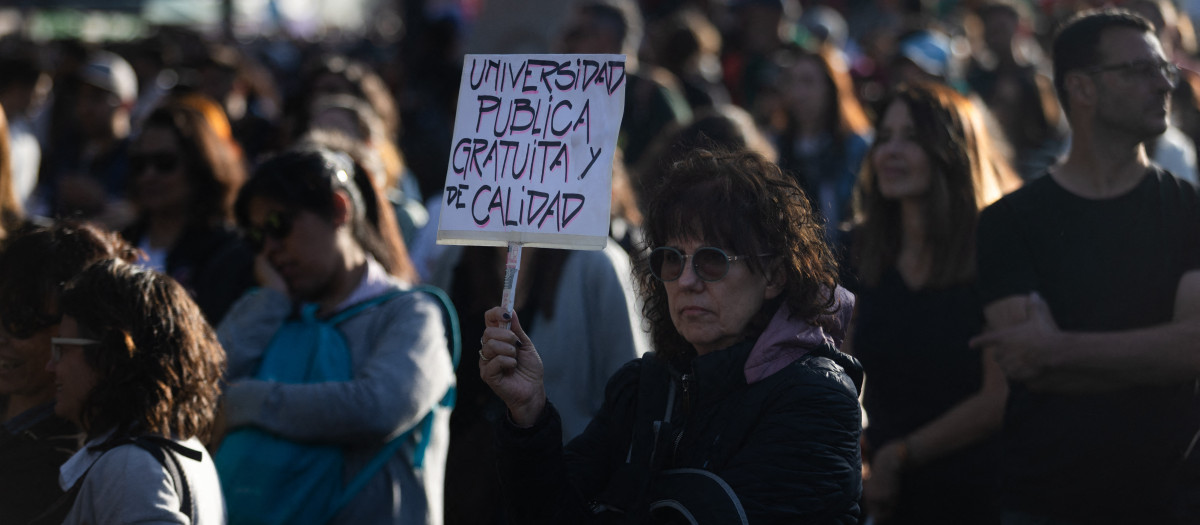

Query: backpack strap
[
  {"left": 131, "top": 436, "right": 202, "bottom": 523},
  {"left": 320, "top": 285, "right": 461, "bottom": 523},
  {"left": 28, "top": 436, "right": 204, "bottom": 524},
  {"left": 326, "top": 289, "right": 407, "bottom": 325}
]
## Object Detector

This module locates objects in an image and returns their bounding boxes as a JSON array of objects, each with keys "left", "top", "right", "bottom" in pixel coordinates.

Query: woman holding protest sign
[
  {"left": 479, "top": 148, "right": 863, "bottom": 523},
  {"left": 215, "top": 146, "right": 456, "bottom": 525}
]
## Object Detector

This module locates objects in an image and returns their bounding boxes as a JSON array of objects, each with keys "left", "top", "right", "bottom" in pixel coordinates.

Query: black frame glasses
[
  {"left": 649, "top": 246, "right": 770, "bottom": 282},
  {"left": 243, "top": 210, "right": 296, "bottom": 252},
  {"left": 1082, "top": 59, "right": 1180, "bottom": 85}
]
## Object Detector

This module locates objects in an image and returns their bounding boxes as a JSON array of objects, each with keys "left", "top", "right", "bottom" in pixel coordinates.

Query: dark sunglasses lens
[
  {"left": 264, "top": 212, "right": 293, "bottom": 239},
  {"left": 694, "top": 248, "right": 730, "bottom": 281},
  {"left": 131, "top": 153, "right": 178, "bottom": 174},
  {"left": 650, "top": 248, "right": 684, "bottom": 281}
]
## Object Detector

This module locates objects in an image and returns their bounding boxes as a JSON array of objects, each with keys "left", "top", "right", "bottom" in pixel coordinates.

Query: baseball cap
[
  {"left": 898, "top": 30, "right": 951, "bottom": 79},
  {"left": 80, "top": 50, "right": 137, "bottom": 105}
]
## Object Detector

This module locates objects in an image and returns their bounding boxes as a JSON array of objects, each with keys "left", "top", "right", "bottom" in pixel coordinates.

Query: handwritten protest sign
[{"left": 436, "top": 54, "right": 627, "bottom": 250}]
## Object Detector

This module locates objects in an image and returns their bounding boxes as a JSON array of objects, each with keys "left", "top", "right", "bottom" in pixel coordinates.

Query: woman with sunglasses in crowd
[
  {"left": 478, "top": 148, "right": 863, "bottom": 524},
  {"left": 216, "top": 146, "right": 454, "bottom": 525},
  {"left": 0, "top": 222, "right": 137, "bottom": 524},
  {"left": 846, "top": 82, "right": 1021, "bottom": 525},
  {"left": 122, "top": 95, "right": 253, "bottom": 325},
  {"left": 39, "top": 259, "right": 226, "bottom": 524}
]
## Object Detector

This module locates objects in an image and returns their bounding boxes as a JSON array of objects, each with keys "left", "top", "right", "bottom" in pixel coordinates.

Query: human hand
[
  {"left": 254, "top": 254, "right": 288, "bottom": 294},
  {"left": 864, "top": 441, "right": 905, "bottom": 521},
  {"left": 970, "top": 292, "right": 1063, "bottom": 382},
  {"left": 480, "top": 307, "right": 545, "bottom": 427}
]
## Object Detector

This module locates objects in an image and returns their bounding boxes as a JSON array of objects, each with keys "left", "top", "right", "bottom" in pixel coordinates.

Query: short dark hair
[
  {"left": 1052, "top": 8, "right": 1156, "bottom": 113},
  {"left": 61, "top": 260, "right": 225, "bottom": 446},
  {"left": 636, "top": 148, "right": 839, "bottom": 361},
  {"left": 578, "top": 0, "right": 644, "bottom": 56}
]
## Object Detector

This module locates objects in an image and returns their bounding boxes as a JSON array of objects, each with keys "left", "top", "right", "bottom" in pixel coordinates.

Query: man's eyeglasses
[
  {"left": 50, "top": 337, "right": 100, "bottom": 363},
  {"left": 129, "top": 152, "right": 181, "bottom": 175},
  {"left": 1083, "top": 59, "right": 1180, "bottom": 85},
  {"left": 649, "top": 246, "right": 770, "bottom": 282},
  {"left": 243, "top": 210, "right": 296, "bottom": 253}
]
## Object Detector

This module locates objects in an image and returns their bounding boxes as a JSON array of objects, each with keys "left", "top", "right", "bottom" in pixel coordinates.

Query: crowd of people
[{"left": 0, "top": 0, "right": 1197, "bottom": 524}]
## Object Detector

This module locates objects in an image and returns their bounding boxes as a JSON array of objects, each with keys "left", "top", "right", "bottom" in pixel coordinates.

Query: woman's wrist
[{"left": 508, "top": 395, "right": 547, "bottom": 429}]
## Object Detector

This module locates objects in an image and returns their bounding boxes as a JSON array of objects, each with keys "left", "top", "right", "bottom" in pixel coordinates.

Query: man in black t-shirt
[{"left": 972, "top": 9, "right": 1200, "bottom": 525}]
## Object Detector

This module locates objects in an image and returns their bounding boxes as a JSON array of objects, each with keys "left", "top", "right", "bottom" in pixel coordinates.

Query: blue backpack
[{"left": 215, "top": 285, "right": 460, "bottom": 525}]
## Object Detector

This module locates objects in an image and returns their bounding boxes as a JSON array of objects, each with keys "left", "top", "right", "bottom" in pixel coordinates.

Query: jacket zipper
[{"left": 671, "top": 372, "right": 694, "bottom": 464}]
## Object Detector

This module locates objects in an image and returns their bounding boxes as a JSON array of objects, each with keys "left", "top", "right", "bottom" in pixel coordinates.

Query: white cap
[{"left": 80, "top": 50, "right": 137, "bottom": 105}]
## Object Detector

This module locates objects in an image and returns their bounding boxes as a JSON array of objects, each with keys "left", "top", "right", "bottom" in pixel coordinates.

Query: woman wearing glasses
[
  {"left": 479, "top": 148, "right": 863, "bottom": 523},
  {"left": 0, "top": 222, "right": 137, "bottom": 524},
  {"left": 41, "top": 259, "right": 225, "bottom": 524},
  {"left": 216, "top": 146, "right": 454, "bottom": 525},
  {"left": 122, "top": 95, "right": 253, "bottom": 325},
  {"left": 847, "top": 82, "right": 1020, "bottom": 525}
]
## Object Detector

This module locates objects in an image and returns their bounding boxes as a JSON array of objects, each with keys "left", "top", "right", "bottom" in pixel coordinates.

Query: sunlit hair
[
  {"left": 307, "top": 93, "right": 407, "bottom": 192},
  {"left": 776, "top": 43, "right": 872, "bottom": 139},
  {"left": 0, "top": 221, "right": 138, "bottom": 338},
  {"left": 60, "top": 260, "right": 225, "bottom": 446},
  {"left": 636, "top": 148, "right": 839, "bottom": 361},
  {"left": 853, "top": 82, "right": 1021, "bottom": 288},
  {"left": 297, "top": 130, "right": 418, "bottom": 283},
  {"left": 134, "top": 98, "right": 246, "bottom": 226},
  {"left": 0, "top": 103, "right": 21, "bottom": 241},
  {"left": 234, "top": 145, "right": 398, "bottom": 276}
]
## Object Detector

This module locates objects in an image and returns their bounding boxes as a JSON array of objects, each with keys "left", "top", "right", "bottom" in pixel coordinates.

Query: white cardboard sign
[{"left": 435, "top": 54, "right": 627, "bottom": 250}]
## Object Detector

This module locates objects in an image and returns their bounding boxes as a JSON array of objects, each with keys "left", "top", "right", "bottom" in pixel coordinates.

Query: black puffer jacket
[{"left": 495, "top": 334, "right": 864, "bottom": 524}]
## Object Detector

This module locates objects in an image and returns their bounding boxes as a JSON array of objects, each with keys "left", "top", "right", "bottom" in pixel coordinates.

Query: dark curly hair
[
  {"left": 636, "top": 148, "right": 840, "bottom": 361},
  {"left": 60, "top": 260, "right": 225, "bottom": 446},
  {"left": 0, "top": 221, "right": 138, "bottom": 339}
]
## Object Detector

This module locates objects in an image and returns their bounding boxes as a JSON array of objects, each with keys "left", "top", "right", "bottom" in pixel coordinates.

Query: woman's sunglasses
[
  {"left": 243, "top": 210, "right": 296, "bottom": 253},
  {"left": 649, "top": 246, "right": 769, "bottom": 282},
  {"left": 129, "top": 152, "right": 180, "bottom": 175}
]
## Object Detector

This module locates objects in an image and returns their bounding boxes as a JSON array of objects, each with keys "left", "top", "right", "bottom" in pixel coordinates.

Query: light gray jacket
[{"left": 218, "top": 276, "right": 455, "bottom": 525}]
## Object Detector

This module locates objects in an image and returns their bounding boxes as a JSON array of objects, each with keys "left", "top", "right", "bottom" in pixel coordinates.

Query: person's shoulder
[
  {"left": 87, "top": 442, "right": 170, "bottom": 481},
  {"left": 773, "top": 350, "right": 861, "bottom": 402},
  {"left": 1150, "top": 167, "right": 1200, "bottom": 199},
  {"left": 980, "top": 174, "right": 1056, "bottom": 223}
]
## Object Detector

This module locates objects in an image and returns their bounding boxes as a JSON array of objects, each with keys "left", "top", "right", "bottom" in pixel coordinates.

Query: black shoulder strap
[
  {"left": 132, "top": 437, "right": 201, "bottom": 523},
  {"left": 24, "top": 437, "right": 204, "bottom": 525}
]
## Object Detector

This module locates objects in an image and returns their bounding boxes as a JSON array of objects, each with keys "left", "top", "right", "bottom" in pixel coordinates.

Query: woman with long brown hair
[
  {"left": 123, "top": 95, "right": 253, "bottom": 324},
  {"left": 847, "top": 82, "right": 1021, "bottom": 524},
  {"left": 770, "top": 43, "right": 873, "bottom": 244}
]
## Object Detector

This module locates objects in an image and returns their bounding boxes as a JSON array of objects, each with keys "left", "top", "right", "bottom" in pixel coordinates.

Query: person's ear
[
  {"left": 1064, "top": 71, "right": 1096, "bottom": 111},
  {"left": 331, "top": 189, "right": 353, "bottom": 227},
  {"left": 764, "top": 266, "right": 787, "bottom": 300}
]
